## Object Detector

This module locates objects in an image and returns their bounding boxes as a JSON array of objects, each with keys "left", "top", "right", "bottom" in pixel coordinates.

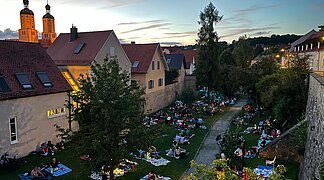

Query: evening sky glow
[{"left": 0, "top": 0, "right": 323, "bottom": 45}]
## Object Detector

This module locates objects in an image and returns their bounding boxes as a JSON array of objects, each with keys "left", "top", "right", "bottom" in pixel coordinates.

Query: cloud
[
  {"left": 160, "top": 42, "right": 182, "bottom": 46},
  {"left": 250, "top": 31, "right": 272, "bottom": 36},
  {"left": 221, "top": 26, "right": 280, "bottom": 38},
  {"left": 163, "top": 31, "right": 196, "bottom": 36},
  {"left": 235, "top": 4, "right": 282, "bottom": 13},
  {"left": 0, "top": 28, "right": 18, "bottom": 40},
  {"left": 311, "top": 3, "right": 324, "bottom": 9},
  {"left": 117, "top": 20, "right": 165, "bottom": 26},
  {"left": 57, "top": 0, "right": 144, "bottom": 8},
  {"left": 121, "top": 23, "right": 172, "bottom": 34}
]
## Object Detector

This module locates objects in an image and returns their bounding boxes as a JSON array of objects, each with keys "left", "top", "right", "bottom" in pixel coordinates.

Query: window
[
  {"left": 9, "top": 117, "right": 18, "bottom": 144},
  {"left": 157, "top": 61, "right": 160, "bottom": 70},
  {"left": 73, "top": 42, "right": 85, "bottom": 54},
  {"left": 152, "top": 61, "right": 155, "bottom": 70},
  {"left": 0, "top": 76, "right": 11, "bottom": 92},
  {"left": 48, "top": 108, "right": 66, "bottom": 119},
  {"left": 36, "top": 72, "right": 53, "bottom": 87},
  {"left": 167, "top": 59, "right": 171, "bottom": 64},
  {"left": 132, "top": 61, "right": 140, "bottom": 68},
  {"left": 15, "top": 73, "right": 33, "bottom": 89},
  {"left": 148, "top": 80, "right": 154, "bottom": 89},
  {"left": 158, "top": 78, "right": 163, "bottom": 87},
  {"left": 110, "top": 47, "right": 115, "bottom": 56},
  {"left": 62, "top": 72, "right": 79, "bottom": 91}
]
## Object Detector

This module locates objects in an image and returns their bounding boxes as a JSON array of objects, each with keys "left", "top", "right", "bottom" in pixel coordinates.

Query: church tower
[
  {"left": 18, "top": 0, "right": 38, "bottom": 43},
  {"left": 42, "top": 1, "right": 56, "bottom": 44}
]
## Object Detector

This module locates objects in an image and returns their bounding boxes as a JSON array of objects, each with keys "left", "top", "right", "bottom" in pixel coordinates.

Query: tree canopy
[
  {"left": 70, "top": 57, "right": 152, "bottom": 179},
  {"left": 196, "top": 2, "right": 223, "bottom": 93}
]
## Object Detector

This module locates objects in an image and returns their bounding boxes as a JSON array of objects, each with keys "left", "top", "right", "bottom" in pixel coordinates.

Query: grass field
[{"left": 0, "top": 107, "right": 229, "bottom": 180}]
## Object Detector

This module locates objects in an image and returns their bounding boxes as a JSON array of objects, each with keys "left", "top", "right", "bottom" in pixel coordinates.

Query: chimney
[
  {"left": 70, "top": 25, "right": 78, "bottom": 42},
  {"left": 131, "top": 41, "right": 135, "bottom": 44},
  {"left": 319, "top": 25, "right": 324, "bottom": 32}
]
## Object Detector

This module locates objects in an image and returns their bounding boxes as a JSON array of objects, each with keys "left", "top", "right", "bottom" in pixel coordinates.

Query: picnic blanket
[
  {"left": 45, "top": 163, "right": 72, "bottom": 177},
  {"left": 253, "top": 165, "right": 273, "bottom": 178},
  {"left": 141, "top": 175, "right": 171, "bottom": 180},
  {"left": 19, "top": 174, "right": 51, "bottom": 180},
  {"left": 144, "top": 157, "right": 170, "bottom": 166}
]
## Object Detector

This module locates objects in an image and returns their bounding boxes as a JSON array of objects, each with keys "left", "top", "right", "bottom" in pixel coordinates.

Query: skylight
[
  {"left": 15, "top": 73, "right": 33, "bottom": 90},
  {"left": 37, "top": 72, "right": 53, "bottom": 87},
  {"left": 0, "top": 76, "right": 11, "bottom": 92},
  {"left": 73, "top": 42, "right": 85, "bottom": 54},
  {"left": 132, "top": 61, "right": 140, "bottom": 68}
]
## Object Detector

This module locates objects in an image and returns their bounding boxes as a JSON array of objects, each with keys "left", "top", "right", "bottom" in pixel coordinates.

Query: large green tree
[
  {"left": 196, "top": 2, "right": 223, "bottom": 96},
  {"left": 256, "top": 55, "right": 309, "bottom": 127},
  {"left": 232, "top": 36, "right": 254, "bottom": 69},
  {"left": 70, "top": 57, "right": 152, "bottom": 179}
]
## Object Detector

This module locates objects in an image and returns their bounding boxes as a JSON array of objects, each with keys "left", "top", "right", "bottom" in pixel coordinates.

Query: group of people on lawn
[{"left": 219, "top": 104, "right": 282, "bottom": 176}]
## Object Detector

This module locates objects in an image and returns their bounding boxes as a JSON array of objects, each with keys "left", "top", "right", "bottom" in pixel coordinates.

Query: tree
[
  {"left": 232, "top": 36, "right": 254, "bottom": 69},
  {"left": 196, "top": 2, "right": 223, "bottom": 98},
  {"left": 165, "top": 69, "right": 179, "bottom": 85},
  {"left": 70, "top": 57, "right": 152, "bottom": 179},
  {"left": 256, "top": 55, "right": 309, "bottom": 127}
]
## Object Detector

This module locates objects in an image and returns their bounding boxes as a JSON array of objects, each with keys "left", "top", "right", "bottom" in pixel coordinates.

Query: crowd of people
[
  {"left": 35, "top": 140, "right": 65, "bottom": 157},
  {"left": 219, "top": 104, "right": 282, "bottom": 177}
]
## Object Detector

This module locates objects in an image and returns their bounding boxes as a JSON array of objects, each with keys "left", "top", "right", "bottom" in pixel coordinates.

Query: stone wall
[
  {"left": 301, "top": 73, "right": 324, "bottom": 179},
  {"left": 144, "top": 75, "right": 196, "bottom": 113},
  {"left": 259, "top": 120, "right": 306, "bottom": 163}
]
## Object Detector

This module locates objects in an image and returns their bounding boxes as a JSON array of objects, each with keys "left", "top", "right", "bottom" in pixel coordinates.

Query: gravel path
[{"left": 180, "top": 99, "right": 247, "bottom": 179}]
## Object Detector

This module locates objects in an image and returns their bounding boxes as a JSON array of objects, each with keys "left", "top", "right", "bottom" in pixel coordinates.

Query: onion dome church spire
[
  {"left": 42, "top": 0, "right": 57, "bottom": 46},
  {"left": 19, "top": 0, "right": 38, "bottom": 43}
]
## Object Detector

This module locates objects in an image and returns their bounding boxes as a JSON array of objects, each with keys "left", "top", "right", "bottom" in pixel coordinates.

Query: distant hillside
[{"left": 247, "top": 34, "right": 302, "bottom": 46}]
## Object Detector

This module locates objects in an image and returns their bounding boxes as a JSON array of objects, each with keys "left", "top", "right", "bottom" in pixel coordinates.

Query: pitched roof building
[
  {"left": 47, "top": 27, "right": 131, "bottom": 89},
  {"left": 0, "top": 41, "right": 71, "bottom": 100},
  {"left": 122, "top": 43, "right": 168, "bottom": 110},
  {"left": 0, "top": 41, "right": 75, "bottom": 157}
]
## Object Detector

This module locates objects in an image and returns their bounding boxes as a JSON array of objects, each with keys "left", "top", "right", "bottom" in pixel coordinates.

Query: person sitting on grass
[
  {"left": 41, "top": 143, "right": 49, "bottom": 156},
  {"left": 179, "top": 134, "right": 189, "bottom": 144},
  {"left": 174, "top": 147, "right": 181, "bottom": 159},
  {"left": 50, "top": 158, "right": 59, "bottom": 170},
  {"left": 31, "top": 166, "right": 45, "bottom": 178},
  {"left": 147, "top": 170, "right": 158, "bottom": 180},
  {"left": 55, "top": 141, "right": 65, "bottom": 151},
  {"left": 47, "top": 141, "right": 56, "bottom": 155},
  {"left": 175, "top": 133, "right": 181, "bottom": 142}
]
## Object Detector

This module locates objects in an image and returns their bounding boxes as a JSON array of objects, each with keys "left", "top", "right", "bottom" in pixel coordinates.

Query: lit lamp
[
  {"left": 280, "top": 49, "right": 285, "bottom": 52},
  {"left": 275, "top": 54, "right": 280, "bottom": 58}
]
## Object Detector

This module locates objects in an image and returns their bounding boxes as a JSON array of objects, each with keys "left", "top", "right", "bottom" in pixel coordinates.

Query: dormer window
[
  {"left": 37, "top": 72, "right": 53, "bottom": 87},
  {"left": 15, "top": 73, "right": 33, "bottom": 90}
]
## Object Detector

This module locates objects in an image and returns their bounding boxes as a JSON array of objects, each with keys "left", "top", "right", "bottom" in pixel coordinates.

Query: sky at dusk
[{"left": 0, "top": 0, "right": 323, "bottom": 45}]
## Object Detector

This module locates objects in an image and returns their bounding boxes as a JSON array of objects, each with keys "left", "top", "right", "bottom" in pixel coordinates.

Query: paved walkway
[{"left": 181, "top": 99, "right": 247, "bottom": 179}]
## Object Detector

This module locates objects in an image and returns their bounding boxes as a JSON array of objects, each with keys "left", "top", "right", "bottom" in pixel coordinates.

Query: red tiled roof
[
  {"left": 122, "top": 43, "right": 159, "bottom": 74},
  {"left": 175, "top": 50, "right": 197, "bottom": 64},
  {"left": 47, "top": 30, "right": 113, "bottom": 66},
  {"left": 0, "top": 41, "right": 72, "bottom": 100}
]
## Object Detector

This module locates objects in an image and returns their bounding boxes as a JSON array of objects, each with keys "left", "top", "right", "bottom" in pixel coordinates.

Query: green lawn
[
  {"left": 0, "top": 108, "right": 229, "bottom": 180},
  {"left": 227, "top": 111, "right": 300, "bottom": 180}
]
